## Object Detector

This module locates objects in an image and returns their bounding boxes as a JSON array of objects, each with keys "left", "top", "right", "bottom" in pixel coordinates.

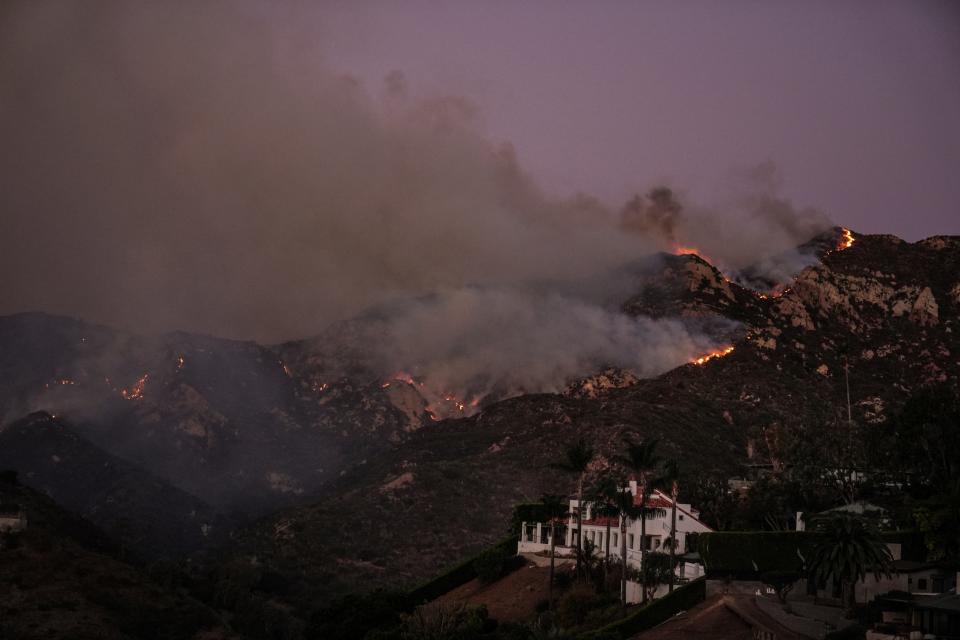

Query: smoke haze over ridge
[{"left": 0, "top": 1, "right": 838, "bottom": 345}]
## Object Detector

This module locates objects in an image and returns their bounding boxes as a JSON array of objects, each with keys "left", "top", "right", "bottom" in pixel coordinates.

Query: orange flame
[
  {"left": 389, "top": 371, "right": 423, "bottom": 387},
  {"left": 177, "top": 355, "right": 185, "bottom": 370},
  {"left": 673, "top": 245, "right": 714, "bottom": 263},
  {"left": 690, "top": 346, "right": 734, "bottom": 365},
  {"left": 837, "top": 228, "right": 854, "bottom": 250},
  {"left": 120, "top": 374, "right": 149, "bottom": 400}
]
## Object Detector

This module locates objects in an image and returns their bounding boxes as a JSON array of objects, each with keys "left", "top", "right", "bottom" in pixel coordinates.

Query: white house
[
  {"left": 0, "top": 504, "right": 27, "bottom": 533},
  {"left": 517, "top": 482, "right": 713, "bottom": 601}
]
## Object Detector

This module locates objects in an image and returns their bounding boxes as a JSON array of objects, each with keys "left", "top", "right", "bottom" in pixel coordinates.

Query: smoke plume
[{"left": 0, "top": 2, "right": 831, "bottom": 401}]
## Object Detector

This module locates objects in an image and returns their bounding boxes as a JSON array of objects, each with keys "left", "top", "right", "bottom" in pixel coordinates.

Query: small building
[
  {"left": 0, "top": 503, "right": 27, "bottom": 533},
  {"left": 868, "top": 572, "right": 960, "bottom": 639}
]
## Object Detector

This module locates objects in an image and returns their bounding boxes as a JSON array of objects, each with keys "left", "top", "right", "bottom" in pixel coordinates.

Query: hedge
[
  {"left": 699, "top": 532, "right": 819, "bottom": 578},
  {"left": 698, "top": 530, "right": 926, "bottom": 579},
  {"left": 406, "top": 535, "right": 519, "bottom": 604},
  {"left": 880, "top": 531, "right": 926, "bottom": 562},
  {"left": 510, "top": 502, "right": 561, "bottom": 535},
  {"left": 580, "top": 577, "right": 707, "bottom": 639}
]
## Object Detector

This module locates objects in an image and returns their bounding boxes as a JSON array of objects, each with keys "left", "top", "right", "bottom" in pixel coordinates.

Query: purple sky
[
  {"left": 318, "top": 1, "right": 960, "bottom": 239},
  {"left": 1, "top": 1, "right": 958, "bottom": 340}
]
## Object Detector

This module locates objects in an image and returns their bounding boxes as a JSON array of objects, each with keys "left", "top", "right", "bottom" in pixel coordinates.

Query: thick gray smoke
[
  {"left": 0, "top": 2, "right": 829, "bottom": 400},
  {"left": 302, "top": 286, "right": 739, "bottom": 412}
]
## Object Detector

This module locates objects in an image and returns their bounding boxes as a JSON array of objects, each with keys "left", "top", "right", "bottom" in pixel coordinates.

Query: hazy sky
[
  {"left": 318, "top": 1, "right": 960, "bottom": 239},
  {"left": 1, "top": 1, "right": 958, "bottom": 341}
]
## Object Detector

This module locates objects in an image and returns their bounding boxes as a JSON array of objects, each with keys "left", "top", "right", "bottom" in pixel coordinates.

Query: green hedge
[
  {"left": 510, "top": 503, "right": 559, "bottom": 535},
  {"left": 699, "top": 530, "right": 926, "bottom": 579},
  {"left": 580, "top": 577, "right": 707, "bottom": 639},
  {"left": 699, "top": 532, "right": 820, "bottom": 578},
  {"left": 880, "top": 531, "right": 926, "bottom": 562},
  {"left": 406, "top": 535, "right": 519, "bottom": 604}
]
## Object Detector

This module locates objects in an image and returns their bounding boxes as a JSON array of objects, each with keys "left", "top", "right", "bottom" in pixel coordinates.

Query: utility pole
[{"left": 843, "top": 355, "right": 852, "bottom": 426}]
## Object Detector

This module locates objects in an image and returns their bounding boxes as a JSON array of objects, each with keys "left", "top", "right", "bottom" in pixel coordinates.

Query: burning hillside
[{"left": 690, "top": 345, "right": 735, "bottom": 365}]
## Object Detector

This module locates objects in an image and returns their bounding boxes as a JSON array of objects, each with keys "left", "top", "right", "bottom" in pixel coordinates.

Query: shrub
[
  {"left": 401, "top": 602, "right": 489, "bottom": 640},
  {"left": 306, "top": 590, "right": 409, "bottom": 640},
  {"left": 556, "top": 585, "right": 603, "bottom": 628},
  {"left": 474, "top": 546, "right": 522, "bottom": 584}
]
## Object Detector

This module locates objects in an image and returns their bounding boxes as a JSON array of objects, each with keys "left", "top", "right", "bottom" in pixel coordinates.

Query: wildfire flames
[
  {"left": 673, "top": 245, "right": 715, "bottom": 265},
  {"left": 837, "top": 227, "right": 854, "bottom": 251},
  {"left": 120, "top": 374, "right": 149, "bottom": 400},
  {"left": 388, "top": 371, "right": 422, "bottom": 387},
  {"left": 383, "top": 372, "right": 480, "bottom": 420},
  {"left": 690, "top": 345, "right": 734, "bottom": 365}
]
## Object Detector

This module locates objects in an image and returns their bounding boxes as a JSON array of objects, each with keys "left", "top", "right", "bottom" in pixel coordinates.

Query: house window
[
  {"left": 628, "top": 534, "right": 635, "bottom": 549},
  {"left": 918, "top": 578, "right": 928, "bottom": 591},
  {"left": 679, "top": 515, "right": 684, "bottom": 521},
  {"left": 613, "top": 533, "right": 618, "bottom": 548}
]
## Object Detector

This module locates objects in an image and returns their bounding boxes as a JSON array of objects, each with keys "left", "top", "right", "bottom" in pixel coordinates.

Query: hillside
[
  {"left": 224, "top": 230, "right": 960, "bottom": 607},
  {"left": 0, "top": 412, "right": 227, "bottom": 560},
  {"left": 0, "top": 314, "right": 421, "bottom": 514},
  {"left": 0, "top": 475, "right": 232, "bottom": 640}
]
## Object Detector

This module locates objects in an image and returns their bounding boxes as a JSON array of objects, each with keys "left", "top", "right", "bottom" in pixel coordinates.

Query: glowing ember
[
  {"left": 280, "top": 362, "right": 293, "bottom": 378},
  {"left": 45, "top": 378, "right": 77, "bottom": 389},
  {"left": 425, "top": 392, "right": 475, "bottom": 418},
  {"left": 837, "top": 227, "right": 854, "bottom": 250},
  {"left": 120, "top": 374, "right": 149, "bottom": 400},
  {"left": 389, "top": 372, "right": 423, "bottom": 387},
  {"left": 690, "top": 345, "right": 734, "bottom": 365},
  {"left": 756, "top": 285, "right": 790, "bottom": 301},
  {"left": 177, "top": 355, "right": 185, "bottom": 370},
  {"left": 313, "top": 382, "right": 329, "bottom": 393}
]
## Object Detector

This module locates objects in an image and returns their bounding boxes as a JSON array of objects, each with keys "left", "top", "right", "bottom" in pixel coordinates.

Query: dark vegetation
[{"left": 0, "top": 477, "right": 228, "bottom": 640}]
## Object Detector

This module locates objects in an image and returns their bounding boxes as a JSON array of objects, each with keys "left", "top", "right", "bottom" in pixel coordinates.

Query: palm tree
[
  {"left": 550, "top": 439, "right": 595, "bottom": 580},
  {"left": 591, "top": 476, "right": 621, "bottom": 592},
  {"left": 809, "top": 512, "right": 893, "bottom": 618},
  {"left": 611, "top": 487, "right": 642, "bottom": 607},
  {"left": 661, "top": 460, "right": 681, "bottom": 593},
  {"left": 618, "top": 437, "right": 663, "bottom": 603},
  {"left": 539, "top": 493, "right": 568, "bottom": 612}
]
